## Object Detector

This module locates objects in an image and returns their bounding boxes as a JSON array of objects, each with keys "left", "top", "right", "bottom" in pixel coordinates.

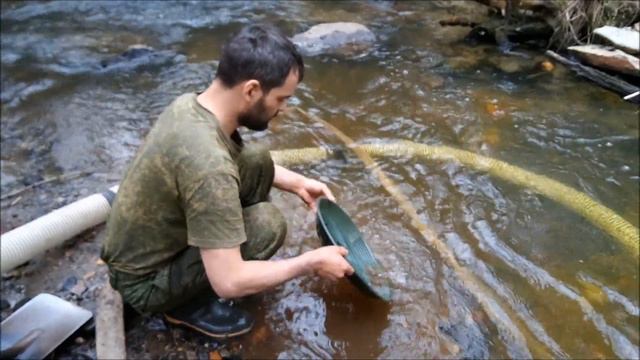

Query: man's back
[{"left": 102, "top": 93, "right": 244, "bottom": 276}]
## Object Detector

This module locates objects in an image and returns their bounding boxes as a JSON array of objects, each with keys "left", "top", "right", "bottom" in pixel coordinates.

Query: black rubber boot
[{"left": 164, "top": 298, "right": 254, "bottom": 338}]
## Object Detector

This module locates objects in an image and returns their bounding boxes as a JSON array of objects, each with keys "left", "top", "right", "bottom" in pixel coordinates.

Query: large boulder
[
  {"left": 568, "top": 44, "right": 639, "bottom": 77},
  {"left": 291, "top": 22, "right": 376, "bottom": 57},
  {"left": 593, "top": 26, "right": 640, "bottom": 55}
]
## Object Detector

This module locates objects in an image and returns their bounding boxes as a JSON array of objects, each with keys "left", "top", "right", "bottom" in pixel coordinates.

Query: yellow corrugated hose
[
  {"left": 267, "top": 107, "right": 639, "bottom": 358},
  {"left": 272, "top": 107, "right": 640, "bottom": 357},
  {"left": 270, "top": 109, "right": 639, "bottom": 257}
]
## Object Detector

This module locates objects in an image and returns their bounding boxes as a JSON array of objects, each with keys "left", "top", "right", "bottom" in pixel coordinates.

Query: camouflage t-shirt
[{"left": 101, "top": 93, "right": 247, "bottom": 275}]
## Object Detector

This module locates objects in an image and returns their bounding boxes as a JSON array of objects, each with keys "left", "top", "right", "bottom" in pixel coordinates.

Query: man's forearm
[
  {"left": 207, "top": 253, "right": 313, "bottom": 298},
  {"left": 273, "top": 164, "right": 305, "bottom": 194}
]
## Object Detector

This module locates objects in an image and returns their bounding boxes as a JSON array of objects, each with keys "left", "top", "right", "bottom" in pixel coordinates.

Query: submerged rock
[
  {"left": 99, "top": 44, "right": 186, "bottom": 72},
  {"left": 291, "top": 22, "right": 376, "bottom": 57},
  {"left": 568, "top": 44, "right": 639, "bottom": 77},
  {"left": 593, "top": 26, "right": 640, "bottom": 55},
  {"left": 40, "top": 44, "right": 185, "bottom": 76}
]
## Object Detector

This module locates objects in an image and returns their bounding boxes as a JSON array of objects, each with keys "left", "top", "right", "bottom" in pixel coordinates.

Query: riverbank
[{"left": 443, "top": 0, "right": 640, "bottom": 101}]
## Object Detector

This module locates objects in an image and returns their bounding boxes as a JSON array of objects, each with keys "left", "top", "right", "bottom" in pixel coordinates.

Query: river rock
[
  {"left": 99, "top": 44, "right": 186, "bottom": 72},
  {"left": 291, "top": 22, "right": 376, "bottom": 57},
  {"left": 593, "top": 26, "right": 640, "bottom": 55},
  {"left": 568, "top": 44, "right": 639, "bottom": 77},
  {"left": 60, "top": 275, "right": 78, "bottom": 292},
  {"left": 1, "top": 299, "right": 10, "bottom": 311}
]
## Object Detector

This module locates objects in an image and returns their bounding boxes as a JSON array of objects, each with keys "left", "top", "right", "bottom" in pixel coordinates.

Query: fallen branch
[
  {"left": 0, "top": 171, "right": 92, "bottom": 201},
  {"left": 95, "top": 281, "right": 126, "bottom": 359},
  {"left": 545, "top": 50, "right": 640, "bottom": 102}
]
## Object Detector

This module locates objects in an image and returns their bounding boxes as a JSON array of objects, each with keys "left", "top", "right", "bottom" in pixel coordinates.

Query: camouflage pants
[{"left": 110, "top": 145, "right": 287, "bottom": 314}]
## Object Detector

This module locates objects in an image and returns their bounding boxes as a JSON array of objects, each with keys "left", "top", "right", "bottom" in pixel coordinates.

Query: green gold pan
[{"left": 316, "top": 198, "right": 392, "bottom": 301}]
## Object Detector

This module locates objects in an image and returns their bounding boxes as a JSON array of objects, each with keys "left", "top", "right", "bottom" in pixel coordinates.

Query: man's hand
[
  {"left": 304, "top": 246, "right": 354, "bottom": 281},
  {"left": 273, "top": 164, "right": 335, "bottom": 211},
  {"left": 294, "top": 177, "right": 335, "bottom": 212}
]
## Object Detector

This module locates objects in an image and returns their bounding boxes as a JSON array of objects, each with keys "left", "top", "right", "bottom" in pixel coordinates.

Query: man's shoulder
[{"left": 162, "top": 93, "right": 197, "bottom": 119}]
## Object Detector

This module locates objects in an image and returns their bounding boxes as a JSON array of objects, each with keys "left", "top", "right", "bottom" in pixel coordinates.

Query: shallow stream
[{"left": 1, "top": 1, "right": 638, "bottom": 359}]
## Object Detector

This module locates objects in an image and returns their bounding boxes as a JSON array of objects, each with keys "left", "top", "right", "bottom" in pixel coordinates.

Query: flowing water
[{"left": 1, "top": 1, "right": 638, "bottom": 359}]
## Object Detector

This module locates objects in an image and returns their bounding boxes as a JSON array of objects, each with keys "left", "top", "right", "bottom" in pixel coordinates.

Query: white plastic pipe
[{"left": 1, "top": 186, "right": 119, "bottom": 273}]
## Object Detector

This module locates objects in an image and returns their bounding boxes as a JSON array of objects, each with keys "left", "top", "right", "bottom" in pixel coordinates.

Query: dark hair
[{"left": 216, "top": 24, "right": 304, "bottom": 93}]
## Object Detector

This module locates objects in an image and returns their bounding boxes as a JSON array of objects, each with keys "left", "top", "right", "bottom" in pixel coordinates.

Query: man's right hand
[{"left": 305, "top": 246, "right": 355, "bottom": 281}]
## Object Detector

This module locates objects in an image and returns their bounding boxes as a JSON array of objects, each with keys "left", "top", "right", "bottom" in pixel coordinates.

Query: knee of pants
[
  {"left": 238, "top": 144, "right": 275, "bottom": 206},
  {"left": 241, "top": 202, "right": 287, "bottom": 260},
  {"left": 239, "top": 144, "right": 271, "bottom": 163}
]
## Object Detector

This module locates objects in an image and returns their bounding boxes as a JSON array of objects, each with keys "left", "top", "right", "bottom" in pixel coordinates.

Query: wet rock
[
  {"left": 146, "top": 316, "right": 168, "bottom": 332},
  {"left": 447, "top": 56, "right": 480, "bottom": 70},
  {"left": 2, "top": 268, "right": 20, "bottom": 280},
  {"left": 291, "top": 22, "right": 376, "bottom": 57},
  {"left": 488, "top": 55, "right": 531, "bottom": 73},
  {"left": 484, "top": 100, "right": 506, "bottom": 118},
  {"left": 593, "top": 26, "right": 640, "bottom": 55},
  {"left": 539, "top": 59, "right": 554, "bottom": 72},
  {"left": 465, "top": 19, "right": 553, "bottom": 50},
  {"left": 99, "top": 45, "right": 186, "bottom": 73},
  {"left": 568, "top": 45, "right": 639, "bottom": 77},
  {"left": 60, "top": 275, "right": 78, "bottom": 292},
  {"left": 438, "top": 320, "right": 489, "bottom": 359},
  {"left": 39, "top": 44, "right": 186, "bottom": 76},
  {"left": 70, "top": 280, "right": 88, "bottom": 298},
  {"left": 423, "top": 74, "right": 445, "bottom": 89},
  {"left": 1, "top": 299, "right": 10, "bottom": 311}
]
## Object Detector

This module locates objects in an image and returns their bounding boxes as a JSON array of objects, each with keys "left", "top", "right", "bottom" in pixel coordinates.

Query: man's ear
[{"left": 242, "top": 80, "right": 262, "bottom": 103}]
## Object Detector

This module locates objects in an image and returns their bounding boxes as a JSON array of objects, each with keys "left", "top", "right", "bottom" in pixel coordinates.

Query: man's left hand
[
  {"left": 295, "top": 177, "right": 335, "bottom": 212},
  {"left": 273, "top": 165, "right": 336, "bottom": 211}
]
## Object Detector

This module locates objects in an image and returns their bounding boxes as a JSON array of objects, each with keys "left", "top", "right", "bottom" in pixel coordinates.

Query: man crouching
[{"left": 101, "top": 24, "right": 354, "bottom": 338}]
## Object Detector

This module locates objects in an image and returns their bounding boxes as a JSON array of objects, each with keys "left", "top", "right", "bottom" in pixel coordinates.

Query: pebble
[
  {"left": 146, "top": 316, "right": 168, "bottom": 331},
  {"left": 74, "top": 336, "right": 85, "bottom": 345},
  {"left": 70, "top": 280, "right": 87, "bottom": 297},
  {"left": 60, "top": 275, "right": 78, "bottom": 292},
  {"left": 0, "top": 299, "right": 10, "bottom": 311},
  {"left": 539, "top": 60, "right": 554, "bottom": 72}
]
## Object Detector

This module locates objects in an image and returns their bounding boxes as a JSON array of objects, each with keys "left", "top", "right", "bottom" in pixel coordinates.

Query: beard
[{"left": 238, "top": 97, "right": 278, "bottom": 132}]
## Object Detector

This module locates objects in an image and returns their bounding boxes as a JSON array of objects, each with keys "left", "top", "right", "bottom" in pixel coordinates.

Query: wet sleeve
[{"left": 178, "top": 165, "right": 247, "bottom": 249}]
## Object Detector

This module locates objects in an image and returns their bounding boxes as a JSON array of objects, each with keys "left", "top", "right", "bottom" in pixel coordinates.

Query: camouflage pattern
[{"left": 101, "top": 93, "right": 286, "bottom": 314}]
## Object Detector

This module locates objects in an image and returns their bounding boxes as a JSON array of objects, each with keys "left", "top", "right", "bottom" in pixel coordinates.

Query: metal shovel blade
[{"left": 1, "top": 293, "right": 92, "bottom": 359}]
